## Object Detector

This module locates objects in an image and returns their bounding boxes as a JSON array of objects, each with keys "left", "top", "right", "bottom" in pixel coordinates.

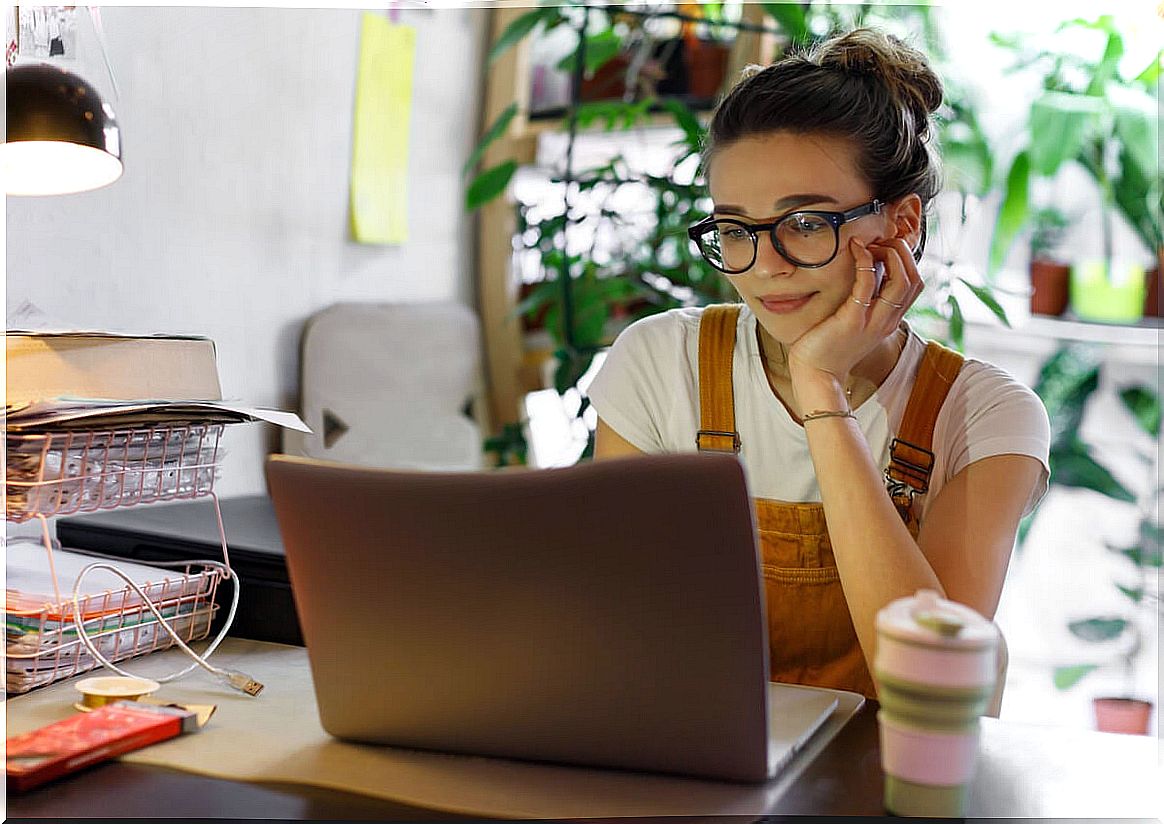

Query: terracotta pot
[
  {"left": 580, "top": 54, "right": 631, "bottom": 102},
  {"left": 684, "top": 38, "right": 729, "bottom": 100},
  {"left": 1093, "top": 697, "right": 1154, "bottom": 735},
  {"left": 1029, "top": 259, "right": 1071, "bottom": 316},
  {"left": 1143, "top": 249, "right": 1162, "bottom": 317},
  {"left": 517, "top": 282, "right": 551, "bottom": 332}
]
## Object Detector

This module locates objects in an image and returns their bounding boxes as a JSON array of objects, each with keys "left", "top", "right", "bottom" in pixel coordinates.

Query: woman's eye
[{"left": 792, "top": 217, "right": 827, "bottom": 233}]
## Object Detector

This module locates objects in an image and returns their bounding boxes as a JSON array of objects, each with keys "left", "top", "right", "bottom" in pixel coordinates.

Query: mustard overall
[{"left": 695, "top": 305, "right": 964, "bottom": 698}]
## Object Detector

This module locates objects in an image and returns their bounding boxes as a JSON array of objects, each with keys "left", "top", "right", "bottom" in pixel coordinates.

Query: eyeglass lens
[{"left": 697, "top": 214, "right": 838, "bottom": 272}]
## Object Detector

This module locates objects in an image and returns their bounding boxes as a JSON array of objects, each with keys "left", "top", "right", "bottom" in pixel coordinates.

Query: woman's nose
[{"left": 751, "top": 233, "right": 796, "bottom": 279}]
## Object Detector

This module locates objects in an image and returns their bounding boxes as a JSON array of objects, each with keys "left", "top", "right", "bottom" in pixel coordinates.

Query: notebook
[{"left": 265, "top": 452, "right": 842, "bottom": 783}]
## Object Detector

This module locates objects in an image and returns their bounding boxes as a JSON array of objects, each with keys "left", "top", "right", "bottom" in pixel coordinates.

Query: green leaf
[
  {"left": 1118, "top": 385, "right": 1161, "bottom": 438},
  {"left": 512, "top": 280, "right": 558, "bottom": 321},
  {"left": 1053, "top": 664, "right": 1099, "bottom": 690},
  {"left": 1067, "top": 617, "right": 1128, "bottom": 642},
  {"left": 1028, "top": 92, "right": 1102, "bottom": 178},
  {"left": 552, "top": 348, "right": 596, "bottom": 395},
  {"left": 988, "top": 151, "right": 1030, "bottom": 275},
  {"left": 462, "top": 103, "right": 518, "bottom": 178},
  {"left": 1120, "top": 541, "right": 1163, "bottom": 569},
  {"left": 946, "top": 294, "right": 964, "bottom": 352},
  {"left": 465, "top": 160, "right": 517, "bottom": 211},
  {"left": 662, "top": 99, "right": 705, "bottom": 152},
  {"left": 1111, "top": 87, "right": 1158, "bottom": 196},
  {"left": 488, "top": 8, "right": 556, "bottom": 66},
  {"left": 1051, "top": 443, "right": 1136, "bottom": 501},
  {"left": 1033, "top": 344, "right": 1101, "bottom": 446},
  {"left": 1132, "top": 51, "right": 1161, "bottom": 91},
  {"left": 762, "top": 2, "right": 810, "bottom": 45},
  {"left": 1116, "top": 584, "right": 1144, "bottom": 603},
  {"left": 957, "top": 278, "right": 1011, "bottom": 327},
  {"left": 556, "top": 28, "right": 622, "bottom": 77}
]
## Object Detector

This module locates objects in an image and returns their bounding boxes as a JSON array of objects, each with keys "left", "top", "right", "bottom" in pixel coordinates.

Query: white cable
[{"left": 69, "top": 559, "right": 263, "bottom": 695}]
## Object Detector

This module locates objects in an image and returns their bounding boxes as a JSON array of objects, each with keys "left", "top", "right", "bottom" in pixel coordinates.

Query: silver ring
[
  {"left": 851, "top": 297, "right": 873, "bottom": 308},
  {"left": 856, "top": 266, "right": 877, "bottom": 273},
  {"left": 877, "top": 296, "right": 905, "bottom": 309}
]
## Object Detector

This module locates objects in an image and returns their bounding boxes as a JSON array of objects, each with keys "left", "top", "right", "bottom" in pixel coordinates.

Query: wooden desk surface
[{"left": 8, "top": 698, "right": 1159, "bottom": 820}]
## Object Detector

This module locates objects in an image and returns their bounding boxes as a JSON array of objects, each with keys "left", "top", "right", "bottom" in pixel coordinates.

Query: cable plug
[{"left": 220, "top": 668, "right": 264, "bottom": 696}]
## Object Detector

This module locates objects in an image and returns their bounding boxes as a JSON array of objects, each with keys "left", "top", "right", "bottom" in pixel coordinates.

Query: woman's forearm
[{"left": 794, "top": 372, "right": 943, "bottom": 671}]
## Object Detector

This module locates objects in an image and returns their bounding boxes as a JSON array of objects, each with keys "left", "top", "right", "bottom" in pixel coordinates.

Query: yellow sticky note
[{"left": 350, "top": 13, "right": 415, "bottom": 244}]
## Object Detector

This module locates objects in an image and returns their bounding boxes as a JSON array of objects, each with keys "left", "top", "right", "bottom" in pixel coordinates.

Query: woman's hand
[{"left": 786, "top": 235, "right": 923, "bottom": 405}]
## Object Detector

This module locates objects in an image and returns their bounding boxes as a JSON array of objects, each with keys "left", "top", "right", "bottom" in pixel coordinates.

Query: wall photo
[{"left": 18, "top": 5, "right": 78, "bottom": 59}]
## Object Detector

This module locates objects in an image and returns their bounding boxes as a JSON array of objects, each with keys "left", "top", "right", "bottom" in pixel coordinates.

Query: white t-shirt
[{"left": 588, "top": 305, "right": 1051, "bottom": 520}]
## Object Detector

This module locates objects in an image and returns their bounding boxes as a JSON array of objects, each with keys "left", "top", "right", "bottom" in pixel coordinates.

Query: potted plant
[
  {"left": 1026, "top": 344, "right": 1160, "bottom": 733},
  {"left": 467, "top": 2, "right": 1014, "bottom": 459},
  {"left": 988, "top": 16, "right": 1160, "bottom": 325},
  {"left": 1028, "top": 207, "right": 1072, "bottom": 316},
  {"left": 677, "top": 2, "right": 734, "bottom": 101}
]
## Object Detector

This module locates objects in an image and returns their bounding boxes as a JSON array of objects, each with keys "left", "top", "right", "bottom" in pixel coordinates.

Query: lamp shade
[{"left": 4, "top": 63, "right": 123, "bottom": 195}]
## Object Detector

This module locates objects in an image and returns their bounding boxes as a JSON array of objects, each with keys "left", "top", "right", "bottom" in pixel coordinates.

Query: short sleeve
[
  {"left": 938, "top": 361, "right": 1052, "bottom": 516},
  {"left": 587, "top": 312, "right": 685, "bottom": 453}
]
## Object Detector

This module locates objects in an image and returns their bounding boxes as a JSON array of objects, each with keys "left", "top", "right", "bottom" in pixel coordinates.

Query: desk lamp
[{"left": 4, "top": 63, "right": 122, "bottom": 195}]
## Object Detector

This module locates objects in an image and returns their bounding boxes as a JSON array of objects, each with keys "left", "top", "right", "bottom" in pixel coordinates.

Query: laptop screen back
[{"left": 265, "top": 452, "right": 771, "bottom": 782}]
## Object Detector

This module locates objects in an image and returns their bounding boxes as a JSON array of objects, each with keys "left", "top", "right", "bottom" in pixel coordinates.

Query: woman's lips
[{"left": 758, "top": 293, "right": 815, "bottom": 314}]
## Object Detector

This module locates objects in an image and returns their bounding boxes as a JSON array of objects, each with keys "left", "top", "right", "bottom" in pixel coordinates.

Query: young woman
[{"left": 588, "top": 29, "right": 1050, "bottom": 699}]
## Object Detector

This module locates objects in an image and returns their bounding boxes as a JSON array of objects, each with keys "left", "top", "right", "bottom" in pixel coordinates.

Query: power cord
[{"left": 70, "top": 559, "right": 263, "bottom": 696}]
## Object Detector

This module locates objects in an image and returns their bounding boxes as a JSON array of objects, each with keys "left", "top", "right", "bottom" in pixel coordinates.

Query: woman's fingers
[
  {"left": 847, "top": 239, "right": 881, "bottom": 311},
  {"left": 867, "top": 238, "right": 921, "bottom": 324}
]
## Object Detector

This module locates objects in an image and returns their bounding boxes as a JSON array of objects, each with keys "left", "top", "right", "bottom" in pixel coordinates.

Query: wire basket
[
  {"left": 5, "top": 559, "right": 225, "bottom": 694},
  {"left": 5, "top": 423, "right": 224, "bottom": 522}
]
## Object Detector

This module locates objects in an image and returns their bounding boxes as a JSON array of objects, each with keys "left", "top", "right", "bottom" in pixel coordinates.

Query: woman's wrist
[{"left": 791, "top": 366, "right": 849, "bottom": 412}]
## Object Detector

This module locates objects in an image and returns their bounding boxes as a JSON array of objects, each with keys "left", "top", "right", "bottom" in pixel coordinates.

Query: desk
[{"left": 5, "top": 641, "right": 1160, "bottom": 820}]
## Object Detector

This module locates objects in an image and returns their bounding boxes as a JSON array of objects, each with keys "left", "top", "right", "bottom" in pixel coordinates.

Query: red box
[{"left": 7, "top": 701, "right": 186, "bottom": 792}]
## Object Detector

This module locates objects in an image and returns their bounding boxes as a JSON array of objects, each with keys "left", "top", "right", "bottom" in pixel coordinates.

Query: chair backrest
[{"left": 283, "top": 301, "right": 484, "bottom": 471}]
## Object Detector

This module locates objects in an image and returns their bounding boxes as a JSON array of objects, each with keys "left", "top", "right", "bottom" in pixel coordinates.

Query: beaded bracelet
[{"left": 801, "top": 409, "right": 856, "bottom": 423}]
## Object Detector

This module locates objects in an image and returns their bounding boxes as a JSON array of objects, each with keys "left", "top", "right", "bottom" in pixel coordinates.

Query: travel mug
[{"left": 874, "top": 589, "right": 998, "bottom": 817}]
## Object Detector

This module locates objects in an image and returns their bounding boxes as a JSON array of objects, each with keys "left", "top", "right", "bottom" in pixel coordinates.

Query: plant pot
[
  {"left": 1069, "top": 259, "right": 1146, "bottom": 324},
  {"left": 684, "top": 38, "right": 729, "bottom": 100},
  {"left": 580, "top": 54, "right": 631, "bottom": 102},
  {"left": 1144, "top": 266, "right": 1161, "bottom": 317},
  {"left": 1143, "top": 248, "right": 1163, "bottom": 317},
  {"left": 1029, "top": 259, "right": 1071, "bottom": 316},
  {"left": 1093, "top": 697, "right": 1153, "bottom": 735},
  {"left": 518, "top": 282, "right": 551, "bottom": 332}
]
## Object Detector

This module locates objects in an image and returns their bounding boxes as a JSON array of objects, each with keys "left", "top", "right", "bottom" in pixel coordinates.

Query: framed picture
[{"left": 18, "top": 5, "right": 78, "bottom": 60}]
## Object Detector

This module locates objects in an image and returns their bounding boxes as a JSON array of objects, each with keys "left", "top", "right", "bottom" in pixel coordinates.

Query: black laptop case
[{"left": 55, "top": 496, "right": 302, "bottom": 646}]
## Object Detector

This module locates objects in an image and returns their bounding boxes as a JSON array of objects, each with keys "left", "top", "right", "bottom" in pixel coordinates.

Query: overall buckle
[
  {"left": 886, "top": 437, "right": 935, "bottom": 494},
  {"left": 696, "top": 429, "right": 741, "bottom": 453}
]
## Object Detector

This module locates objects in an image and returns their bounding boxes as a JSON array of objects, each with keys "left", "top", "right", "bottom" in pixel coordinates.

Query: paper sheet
[{"left": 350, "top": 13, "right": 415, "bottom": 244}]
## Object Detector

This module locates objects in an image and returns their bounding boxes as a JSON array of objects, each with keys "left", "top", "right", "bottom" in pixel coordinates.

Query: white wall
[{"left": 5, "top": 7, "right": 488, "bottom": 496}]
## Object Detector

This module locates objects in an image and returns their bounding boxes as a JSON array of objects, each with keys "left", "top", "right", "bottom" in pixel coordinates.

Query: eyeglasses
[{"left": 687, "top": 199, "right": 883, "bottom": 273}]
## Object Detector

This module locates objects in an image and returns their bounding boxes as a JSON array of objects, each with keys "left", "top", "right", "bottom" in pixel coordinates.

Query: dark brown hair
[{"left": 705, "top": 28, "right": 944, "bottom": 258}]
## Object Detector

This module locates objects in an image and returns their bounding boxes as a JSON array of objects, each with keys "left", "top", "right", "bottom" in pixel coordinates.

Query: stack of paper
[{"left": 5, "top": 543, "right": 222, "bottom": 694}]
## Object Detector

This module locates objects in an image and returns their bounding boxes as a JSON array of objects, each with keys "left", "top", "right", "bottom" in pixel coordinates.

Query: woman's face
[{"left": 707, "top": 131, "right": 897, "bottom": 346}]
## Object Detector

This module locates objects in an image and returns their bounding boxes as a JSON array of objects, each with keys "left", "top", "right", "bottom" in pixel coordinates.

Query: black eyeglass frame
[{"left": 687, "top": 199, "right": 884, "bottom": 273}]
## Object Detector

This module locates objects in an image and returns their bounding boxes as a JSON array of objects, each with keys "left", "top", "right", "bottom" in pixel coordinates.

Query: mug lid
[{"left": 876, "top": 589, "right": 999, "bottom": 649}]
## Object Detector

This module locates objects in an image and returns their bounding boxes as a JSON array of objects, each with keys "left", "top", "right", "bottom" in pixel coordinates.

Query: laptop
[{"left": 265, "top": 452, "right": 840, "bottom": 783}]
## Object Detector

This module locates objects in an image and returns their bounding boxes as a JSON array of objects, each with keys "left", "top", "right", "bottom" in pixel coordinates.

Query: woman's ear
[{"left": 889, "top": 194, "right": 923, "bottom": 250}]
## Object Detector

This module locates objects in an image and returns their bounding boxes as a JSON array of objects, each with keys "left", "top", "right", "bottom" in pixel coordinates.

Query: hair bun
[{"left": 816, "top": 29, "right": 943, "bottom": 124}]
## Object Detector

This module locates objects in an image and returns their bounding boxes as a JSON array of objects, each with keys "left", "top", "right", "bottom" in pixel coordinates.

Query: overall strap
[
  {"left": 886, "top": 340, "right": 964, "bottom": 528},
  {"left": 696, "top": 304, "right": 743, "bottom": 453}
]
